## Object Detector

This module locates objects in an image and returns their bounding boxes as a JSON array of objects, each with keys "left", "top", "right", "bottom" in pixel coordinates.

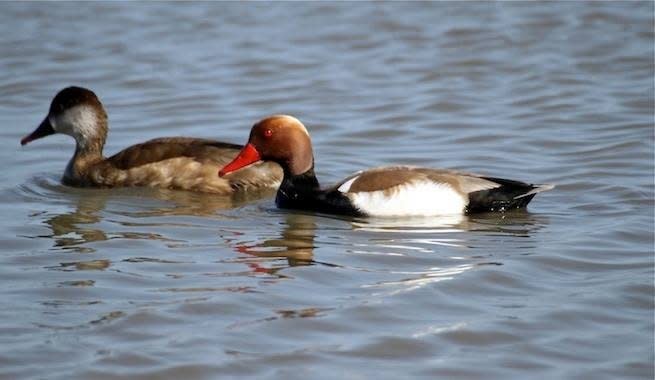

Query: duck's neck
[
  {"left": 276, "top": 166, "right": 321, "bottom": 208},
  {"left": 64, "top": 140, "right": 106, "bottom": 184}
]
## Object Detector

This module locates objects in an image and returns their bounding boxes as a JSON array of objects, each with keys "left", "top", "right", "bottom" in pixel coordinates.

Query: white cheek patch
[
  {"left": 346, "top": 181, "right": 467, "bottom": 217},
  {"left": 52, "top": 105, "right": 97, "bottom": 142}
]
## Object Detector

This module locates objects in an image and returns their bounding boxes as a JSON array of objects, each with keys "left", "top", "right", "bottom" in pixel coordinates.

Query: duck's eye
[{"left": 263, "top": 129, "right": 273, "bottom": 138}]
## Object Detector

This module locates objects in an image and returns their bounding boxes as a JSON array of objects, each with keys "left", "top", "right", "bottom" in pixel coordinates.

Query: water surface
[{"left": 0, "top": 2, "right": 653, "bottom": 379}]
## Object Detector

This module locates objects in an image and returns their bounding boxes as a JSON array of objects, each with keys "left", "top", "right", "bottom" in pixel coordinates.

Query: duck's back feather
[
  {"left": 334, "top": 166, "right": 499, "bottom": 195},
  {"left": 71, "top": 137, "right": 282, "bottom": 194},
  {"left": 107, "top": 137, "right": 242, "bottom": 169}
]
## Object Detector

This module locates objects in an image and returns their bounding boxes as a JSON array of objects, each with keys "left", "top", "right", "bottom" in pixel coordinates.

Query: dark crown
[{"left": 49, "top": 86, "right": 102, "bottom": 115}]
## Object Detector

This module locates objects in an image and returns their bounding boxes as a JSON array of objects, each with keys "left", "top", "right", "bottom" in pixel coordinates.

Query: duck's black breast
[
  {"left": 276, "top": 189, "right": 364, "bottom": 216},
  {"left": 275, "top": 170, "right": 364, "bottom": 216}
]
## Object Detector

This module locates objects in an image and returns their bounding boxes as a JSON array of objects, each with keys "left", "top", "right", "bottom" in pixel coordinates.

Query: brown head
[
  {"left": 21, "top": 86, "right": 108, "bottom": 153},
  {"left": 219, "top": 115, "right": 313, "bottom": 177}
]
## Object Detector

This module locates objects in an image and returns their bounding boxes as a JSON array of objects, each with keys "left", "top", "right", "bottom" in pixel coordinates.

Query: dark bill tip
[{"left": 21, "top": 117, "right": 55, "bottom": 146}]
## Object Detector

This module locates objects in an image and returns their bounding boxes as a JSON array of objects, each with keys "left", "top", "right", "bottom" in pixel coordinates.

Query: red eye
[{"left": 263, "top": 129, "right": 273, "bottom": 138}]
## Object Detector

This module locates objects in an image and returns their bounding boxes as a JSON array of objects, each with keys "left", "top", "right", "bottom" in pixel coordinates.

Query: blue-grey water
[{"left": 0, "top": 2, "right": 653, "bottom": 379}]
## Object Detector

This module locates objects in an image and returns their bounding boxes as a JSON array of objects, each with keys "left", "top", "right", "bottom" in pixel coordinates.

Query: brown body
[
  {"left": 22, "top": 87, "right": 282, "bottom": 194},
  {"left": 64, "top": 137, "right": 281, "bottom": 193}
]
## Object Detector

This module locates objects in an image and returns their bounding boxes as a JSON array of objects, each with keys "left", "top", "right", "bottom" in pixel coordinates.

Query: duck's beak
[
  {"left": 219, "top": 143, "right": 262, "bottom": 177},
  {"left": 21, "top": 117, "right": 55, "bottom": 146}
]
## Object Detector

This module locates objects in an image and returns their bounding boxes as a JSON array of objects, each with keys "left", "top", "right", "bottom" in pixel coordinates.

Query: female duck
[
  {"left": 21, "top": 87, "right": 281, "bottom": 194},
  {"left": 218, "top": 115, "right": 553, "bottom": 217}
]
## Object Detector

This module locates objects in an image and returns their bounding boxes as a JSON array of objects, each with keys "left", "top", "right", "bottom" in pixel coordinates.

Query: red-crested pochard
[
  {"left": 21, "top": 87, "right": 282, "bottom": 193},
  {"left": 218, "top": 115, "right": 554, "bottom": 217}
]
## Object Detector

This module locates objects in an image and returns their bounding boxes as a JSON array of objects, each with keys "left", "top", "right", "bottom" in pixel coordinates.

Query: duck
[
  {"left": 20, "top": 87, "right": 282, "bottom": 194},
  {"left": 218, "top": 115, "right": 554, "bottom": 217}
]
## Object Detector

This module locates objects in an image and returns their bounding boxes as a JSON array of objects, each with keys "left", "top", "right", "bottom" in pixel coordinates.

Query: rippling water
[{"left": 0, "top": 2, "right": 653, "bottom": 379}]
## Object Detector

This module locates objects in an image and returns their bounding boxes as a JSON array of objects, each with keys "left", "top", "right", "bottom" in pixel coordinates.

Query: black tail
[{"left": 466, "top": 177, "right": 554, "bottom": 213}]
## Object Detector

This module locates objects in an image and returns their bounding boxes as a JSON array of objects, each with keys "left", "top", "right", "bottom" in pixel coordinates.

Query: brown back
[
  {"left": 337, "top": 166, "right": 500, "bottom": 196},
  {"left": 107, "top": 137, "right": 243, "bottom": 170}
]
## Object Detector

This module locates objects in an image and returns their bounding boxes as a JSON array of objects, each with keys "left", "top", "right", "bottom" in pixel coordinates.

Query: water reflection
[
  {"left": 350, "top": 210, "right": 548, "bottom": 237},
  {"left": 234, "top": 213, "right": 317, "bottom": 268},
  {"left": 466, "top": 211, "right": 551, "bottom": 237},
  {"left": 349, "top": 214, "right": 469, "bottom": 251},
  {"left": 345, "top": 211, "right": 550, "bottom": 295},
  {"left": 30, "top": 182, "right": 273, "bottom": 252},
  {"left": 41, "top": 194, "right": 108, "bottom": 253},
  {"left": 30, "top": 171, "right": 550, "bottom": 294},
  {"left": 346, "top": 210, "right": 548, "bottom": 257},
  {"left": 114, "top": 187, "right": 276, "bottom": 218},
  {"left": 351, "top": 214, "right": 467, "bottom": 231}
]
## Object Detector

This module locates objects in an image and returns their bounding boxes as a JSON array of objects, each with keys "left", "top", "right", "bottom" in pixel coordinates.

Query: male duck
[{"left": 218, "top": 115, "right": 553, "bottom": 216}]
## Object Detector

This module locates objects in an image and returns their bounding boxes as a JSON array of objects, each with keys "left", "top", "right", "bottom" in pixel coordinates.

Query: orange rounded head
[{"left": 219, "top": 115, "right": 314, "bottom": 177}]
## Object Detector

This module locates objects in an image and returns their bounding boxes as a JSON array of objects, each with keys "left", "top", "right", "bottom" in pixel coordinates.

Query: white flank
[{"left": 346, "top": 181, "right": 467, "bottom": 217}]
